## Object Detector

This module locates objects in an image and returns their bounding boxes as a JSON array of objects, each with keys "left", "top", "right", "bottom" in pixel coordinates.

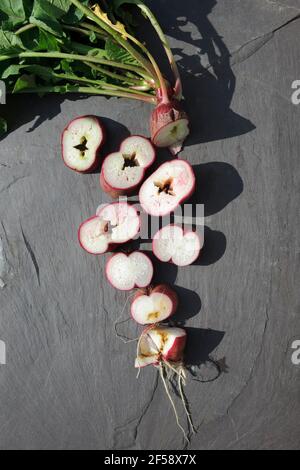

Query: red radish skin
[
  {"left": 131, "top": 284, "right": 179, "bottom": 325},
  {"left": 135, "top": 326, "right": 187, "bottom": 368},
  {"left": 78, "top": 202, "right": 140, "bottom": 255},
  {"left": 99, "top": 171, "right": 124, "bottom": 199},
  {"left": 150, "top": 100, "right": 190, "bottom": 153},
  {"left": 61, "top": 115, "right": 105, "bottom": 173},
  {"left": 163, "top": 334, "right": 187, "bottom": 362},
  {"left": 139, "top": 159, "right": 195, "bottom": 217},
  {"left": 100, "top": 135, "right": 156, "bottom": 199},
  {"left": 105, "top": 251, "right": 154, "bottom": 291},
  {"left": 153, "top": 224, "right": 201, "bottom": 267}
]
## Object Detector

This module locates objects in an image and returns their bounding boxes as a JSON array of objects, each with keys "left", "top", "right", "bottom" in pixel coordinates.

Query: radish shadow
[
  {"left": 190, "top": 162, "right": 244, "bottom": 216},
  {"left": 0, "top": 93, "right": 85, "bottom": 140},
  {"left": 195, "top": 226, "right": 226, "bottom": 266},
  {"left": 145, "top": 0, "right": 255, "bottom": 146},
  {"left": 171, "top": 286, "right": 202, "bottom": 323},
  {"left": 184, "top": 327, "right": 228, "bottom": 384}
]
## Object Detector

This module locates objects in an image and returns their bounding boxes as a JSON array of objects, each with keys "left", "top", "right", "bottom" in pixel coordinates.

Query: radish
[
  {"left": 100, "top": 136, "right": 155, "bottom": 198},
  {"left": 135, "top": 325, "right": 195, "bottom": 442},
  {"left": 150, "top": 100, "right": 190, "bottom": 154},
  {"left": 106, "top": 251, "right": 153, "bottom": 291},
  {"left": 62, "top": 115, "right": 105, "bottom": 173},
  {"left": 131, "top": 284, "right": 178, "bottom": 325},
  {"left": 78, "top": 202, "right": 139, "bottom": 255},
  {"left": 135, "top": 326, "right": 186, "bottom": 368},
  {"left": 139, "top": 159, "right": 195, "bottom": 217},
  {"left": 153, "top": 224, "right": 201, "bottom": 266}
]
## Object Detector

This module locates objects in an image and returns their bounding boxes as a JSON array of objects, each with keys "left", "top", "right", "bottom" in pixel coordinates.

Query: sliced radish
[
  {"left": 78, "top": 202, "right": 140, "bottom": 255},
  {"left": 153, "top": 224, "right": 201, "bottom": 266},
  {"left": 106, "top": 251, "right": 153, "bottom": 291},
  {"left": 62, "top": 115, "right": 105, "bottom": 172},
  {"left": 150, "top": 100, "right": 190, "bottom": 153},
  {"left": 100, "top": 135, "right": 155, "bottom": 198},
  {"left": 131, "top": 284, "right": 178, "bottom": 325},
  {"left": 135, "top": 326, "right": 187, "bottom": 368},
  {"left": 139, "top": 159, "right": 195, "bottom": 217}
]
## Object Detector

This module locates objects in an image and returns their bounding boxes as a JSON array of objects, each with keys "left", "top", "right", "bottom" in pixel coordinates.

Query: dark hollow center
[
  {"left": 74, "top": 136, "right": 88, "bottom": 157},
  {"left": 122, "top": 153, "right": 139, "bottom": 170},
  {"left": 155, "top": 178, "right": 174, "bottom": 196}
]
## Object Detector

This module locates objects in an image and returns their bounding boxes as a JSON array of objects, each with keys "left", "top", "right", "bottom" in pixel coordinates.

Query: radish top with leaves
[{"left": 0, "top": 0, "right": 190, "bottom": 151}]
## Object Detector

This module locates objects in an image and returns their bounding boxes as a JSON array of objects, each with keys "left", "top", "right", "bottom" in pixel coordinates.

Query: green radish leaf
[
  {"left": 29, "top": 0, "right": 72, "bottom": 37},
  {"left": 13, "top": 74, "right": 36, "bottom": 93},
  {"left": 2, "top": 64, "right": 54, "bottom": 81},
  {"left": 68, "top": 41, "right": 106, "bottom": 58},
  {"left": 0, "top": 30, "right": 25, "bottom": 53},
  {"left": 112, "top": 0, "right": 141, "bottom": 26},
  {"left": 105, "top": 38, "right": 139, "bottom": 65},
  {"left": 0, "top": 0, "right": 27, "bottom": 27},
  {"left": 35, "top": 29, "right": 61, "bottom": 51},
  {"left": 0, "top": 117, "right": 7, "bottom": 137},
  {"left": 89, "top": 31, "right": 97, "bottom": 44},
  {"left": 61, "top": 0, "right": 89, "bottom": 24}
]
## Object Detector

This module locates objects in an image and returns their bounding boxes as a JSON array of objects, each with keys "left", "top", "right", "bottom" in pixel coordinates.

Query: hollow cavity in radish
[
  {"left": 100, "top": 135, "right": 155, "bottom": 198},
  {"left": 78, "top": 202, "right": 140, "bottom": 255},
  {"left": 62, "top": 115, "right": 105, "bottom": 172},
  {"left": 139, "top": 159, "right": 195, "bottom": 217}
]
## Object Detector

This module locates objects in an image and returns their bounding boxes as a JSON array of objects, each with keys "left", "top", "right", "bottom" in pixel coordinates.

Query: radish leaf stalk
[{"left": 0, "top": 1, "right": 190, "bottom": 150}]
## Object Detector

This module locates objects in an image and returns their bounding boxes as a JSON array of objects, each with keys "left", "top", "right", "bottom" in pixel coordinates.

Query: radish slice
[
  {"left": 106, "top": 251, "right": 153, "bottom": 291},
  {"left": 139, "top": 159, "right": 195, "bottom": 217},
  {"left": 78, "top": 202, "right": 140, "bottom": 255},
  {"left": 131, "top": 284, "right": 178, "bottom": 325},
  {"left": 100, "top": 135, "right": 155, "bottom": 198},
  {"left": 153, "top": 224, "right": 201, "bottom": 266},
  {"left": 62, "top": 115, "right": 105, "bottom": 172}
]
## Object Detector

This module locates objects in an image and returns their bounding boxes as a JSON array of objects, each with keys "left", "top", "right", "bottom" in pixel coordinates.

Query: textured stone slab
[{"left": 0, "top": 0, "right": 299, "bottom": 450}]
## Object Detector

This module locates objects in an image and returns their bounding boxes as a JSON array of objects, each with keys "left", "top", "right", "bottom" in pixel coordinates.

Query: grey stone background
[{"left": 0, "top": 0, "right": 299, "bottom": 450}]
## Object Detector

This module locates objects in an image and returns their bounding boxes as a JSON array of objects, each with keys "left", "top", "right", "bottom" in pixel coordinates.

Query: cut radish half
[
  {"left": 106, "top": 251, "right": 153, "bottom": 291},
  {"left": 139, "top": 159, "right": 195, "bottom": 217},
  {"left": 100, "top": 135, "right": 155, "bottom": 198},
  {"left": 131, "top": 284, "right": 178, "bottom": 325},
  {"left": 153, "top": 224, "right": 201, "bottom": 266},
  {"left": 150, "top": 101, "right": 190, "bottom": 153},
  {"left": 135, "top": 326, "right": 187, "bottom": 368},
  {"left": 78, "top": 202, "right": 140, "bottom": 255},
  {"left": 62, "top": 115, "right": 105, "bottom": 172}
]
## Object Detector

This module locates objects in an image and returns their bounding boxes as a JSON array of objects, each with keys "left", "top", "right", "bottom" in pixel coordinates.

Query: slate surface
[{"left": 0, "top": 0, "right": 299, "bottom": 450}]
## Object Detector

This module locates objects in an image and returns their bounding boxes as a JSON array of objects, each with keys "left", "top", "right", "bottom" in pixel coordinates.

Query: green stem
[
  {"left": 83, "top": 61, "right": 147, "bottom": 86},
  {"left": 0, "top": 51, "right": 150, "bottom": 78},
  {"left": 13, "top": 85, "right": 156, "bottom": 103},
  {"left": 53, "top": 72, "right": 153, "bottom": 97},
  {"left": 15, "top": 23, "right": 36, "bottom": 35},
  {"left": 68, "top": 0, "right": 156, "bottom": 79},
  {"left": 136, "top": 2, "right": 182, "bottom": 99},
  {"left": 62, "top": 24, "right": 107, "bottom": 41}
]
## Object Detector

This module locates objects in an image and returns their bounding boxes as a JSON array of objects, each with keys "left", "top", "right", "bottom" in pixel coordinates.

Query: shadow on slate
[
  {"left": 172, "top": 286, "right": 202, "bottom": 323},
  {"left": 185, "top": 327, "right": 225, "bottom": 367},
  {"left": 191, "top": 162, "right": 244, "bottom": 216},
  {"left": 0, "top": 93, "right": 78, "bottom": 138},
  {"left": 195, "top": 226, "right": 226, "bottom": 266},
  {"left": 145, "top": 0, "right": 255, "bottom": 146}
]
